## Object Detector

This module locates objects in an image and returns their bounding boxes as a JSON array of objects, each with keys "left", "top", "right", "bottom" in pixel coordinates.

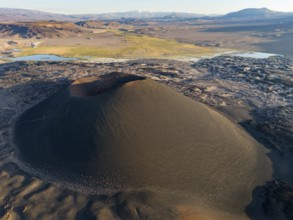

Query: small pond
[
  {"left": 7, "top": 54, "right": 78, "bottom": 61},
  {"left": 229, "top": 52, "right": 281, "bottom": 59}
]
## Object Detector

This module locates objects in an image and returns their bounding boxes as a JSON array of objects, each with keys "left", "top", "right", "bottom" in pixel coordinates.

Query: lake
[
  {"left": 6, "top": 55, "right": 78, "bottom": 61},
  {"left": 228, "top": 52, "right": 281, "bottom": 59}
]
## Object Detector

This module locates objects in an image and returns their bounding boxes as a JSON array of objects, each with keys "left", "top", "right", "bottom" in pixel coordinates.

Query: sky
[{"left": 1, "top": 0, "right": 293, "bottom": 14}]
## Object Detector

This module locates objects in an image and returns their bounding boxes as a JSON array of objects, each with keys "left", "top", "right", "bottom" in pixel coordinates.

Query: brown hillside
[
  {"left": 0, "top": 21, "right": 87, "bottom": 39},
  {"left": 14, "top": 72, "right": 272, "bottom": 217}
]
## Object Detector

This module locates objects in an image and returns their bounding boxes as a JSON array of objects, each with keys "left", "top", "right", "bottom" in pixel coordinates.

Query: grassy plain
[{"left": 17, "top": 31, "right": 221, "bottom": 59}]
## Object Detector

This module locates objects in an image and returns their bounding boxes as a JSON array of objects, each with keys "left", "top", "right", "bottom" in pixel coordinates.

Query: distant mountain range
[
  {"left": 69, "top": 11, "right": 205, "bottom": 20},
  {"left": 0, "top": 7, "right": 293, "bottom": 22},
  {"left": 0, "top": 8, "right": 69, "bottom": 21},
  {"left": 0, "top": 8, "right": 205, "bottom": 21},
  {"left": 222, "top": 8, "right": 293, "bottom": 19}
]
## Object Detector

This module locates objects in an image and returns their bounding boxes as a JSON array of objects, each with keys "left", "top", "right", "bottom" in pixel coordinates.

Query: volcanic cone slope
[{"left": 14, "top": 72, "right": 272, "bottom": 212}]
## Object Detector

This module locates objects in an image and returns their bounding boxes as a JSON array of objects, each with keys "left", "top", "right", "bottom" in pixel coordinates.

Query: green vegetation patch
[{"left": 18, "top": 32, "right": 220, "bottom": 59}]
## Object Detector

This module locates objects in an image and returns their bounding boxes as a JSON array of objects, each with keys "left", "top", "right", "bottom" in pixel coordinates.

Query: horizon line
[{"left": 1, "top": 6, "right": 292, "bottom": 16}]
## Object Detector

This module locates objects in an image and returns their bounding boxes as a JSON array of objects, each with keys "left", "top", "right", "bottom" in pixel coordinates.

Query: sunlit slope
[{"left": 14, "top": 73, "right": 272, "bottom": 215}]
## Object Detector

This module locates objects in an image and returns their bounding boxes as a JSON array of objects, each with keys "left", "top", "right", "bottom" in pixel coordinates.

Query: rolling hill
[
  {"left": 0, "top": 21, "right": 87, "bottom": 38},
  {"left": 0, "top": 8, "right": 70, "bottom": 22},
  {"left": 221, "top": 7, "right": 293, "bottom": 20}
]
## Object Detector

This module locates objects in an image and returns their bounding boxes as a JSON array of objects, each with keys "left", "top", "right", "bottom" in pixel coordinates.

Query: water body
[
  {"left": 11, "top": 49, "right": 22, "bottom": 53},
  {"left": 229, "top": 52, "right": 281, "bottom": 59},
  {"left": 7, "top": 54, "right": 78, "bottom": 61},
  {"left": 177, "top": 51, "right": 281, "bottom": 62}
]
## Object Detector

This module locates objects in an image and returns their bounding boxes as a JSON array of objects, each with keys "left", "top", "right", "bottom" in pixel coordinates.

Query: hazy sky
[{"left": 1, "top": 0, "right": 293, "bottom": 14}]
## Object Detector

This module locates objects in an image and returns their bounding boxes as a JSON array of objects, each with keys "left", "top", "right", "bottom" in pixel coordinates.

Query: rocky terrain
[
  {"left": 0, "top": 55, "right": 292, "bottom": 167},
  {"left": 192, "top": 56, "right": 293, "bottom": 154},
  {"left": 0, "top": 21, "right": 87, "bottom": 39},
  {"left": 0, "top": 56, "right": 293, "bottom": 219}
]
